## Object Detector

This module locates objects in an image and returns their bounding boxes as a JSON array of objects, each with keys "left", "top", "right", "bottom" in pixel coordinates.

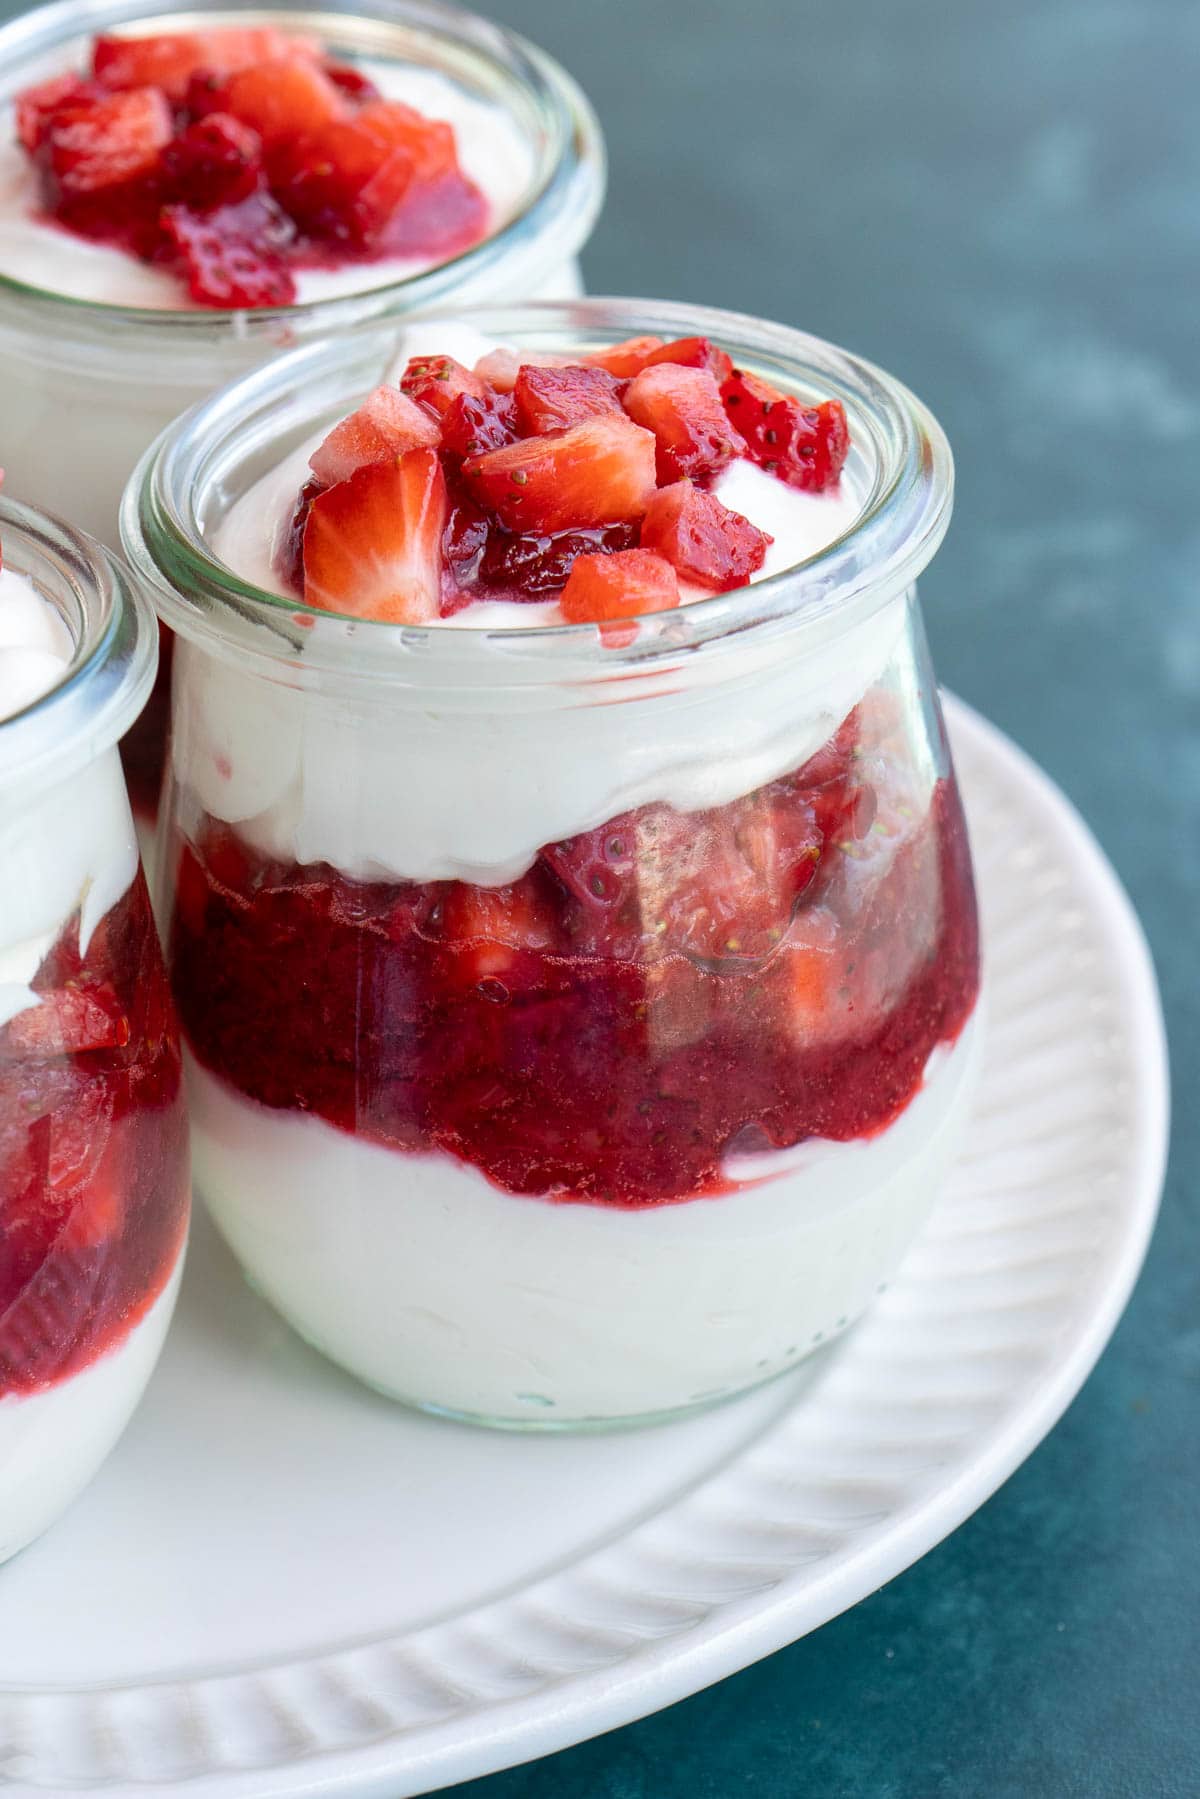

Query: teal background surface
[{"left": 3, "top": 0, "right": 1195, "bottom": 1792}]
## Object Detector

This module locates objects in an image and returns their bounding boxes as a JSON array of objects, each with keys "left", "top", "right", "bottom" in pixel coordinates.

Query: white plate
[{"left": 0, "top": 697, "right": 1168, "bottom": 1799}]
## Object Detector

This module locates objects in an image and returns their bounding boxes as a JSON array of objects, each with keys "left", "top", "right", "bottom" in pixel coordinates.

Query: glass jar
[
  {"left": 123, "top": 298, "right": 981, "bottom": 1430},
  {"left": 0, "top": 0, "right": 604, "bottom": 548},
  {"left": 0, "top": 494, "right": 190, "bottom": 1561}
]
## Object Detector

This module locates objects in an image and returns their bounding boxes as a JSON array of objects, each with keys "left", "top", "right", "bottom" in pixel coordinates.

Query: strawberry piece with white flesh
[
  {"left": 308, "top": 387, "right": 438, "bottom": 485},
  {"left": 512, "top": 364, "right": 624, "bottom": 434},
  {"left": 302, "top": 450, "right": 447, "bottom": 623}
]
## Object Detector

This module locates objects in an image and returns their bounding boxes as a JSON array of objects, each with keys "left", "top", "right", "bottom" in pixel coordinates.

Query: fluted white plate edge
[{"left": 0, "top": 695, "right": 1168, "bottom": 1799}]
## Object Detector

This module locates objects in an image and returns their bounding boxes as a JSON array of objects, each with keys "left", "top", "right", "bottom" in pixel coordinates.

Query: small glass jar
[
  {"left": 0, "top": 0, "right": 604, "bottom": 549},
  {"left": 0, "top": 495, "right": 190, "bottom": 1560},
  {"left": 123, "top": 298, "right": 981, "bottom": 1430}
]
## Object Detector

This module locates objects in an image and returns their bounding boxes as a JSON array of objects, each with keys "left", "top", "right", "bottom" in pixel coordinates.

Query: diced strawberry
[
  {"left": 623, "top": 363, "right": 746, "bottom": 484},
  {"left": 439, "top": 390, "right": 519, "bottom": 458},
  {"left": 720, "top": 369, "right": 850, "bottom": 491},
  {"left": 162, "top": 113, "right": 262, "bottom": 210},
  {"left": 44, "top": 87, "right": 172, "bottom": 196},
  {"left": 308, "top": 386, "right": 437, "bottom": 485},
  {"left": 400, "top": 354, "right": 488, "bottom": 420},
  {"left": 5, "top": 983, "right": 130, "bottom": 1060},
  {"left": 441, "top": 881, "right": 556, "bottom": 985},
  {"left": 277, "top": 475, "right": 323, "bottom": 594},
  {"left": 513, "top": 363, "right": 624, "bottom": 434},
  {"left": 478, "top": 522, "right": 639, "bottom": 597},
  {"left": 643, "top": 336, "right": 734, "bottom": 382},
  {"left": 462, "top": 414, "right": 657, "bottom": 532},
  {"left": 92, "top": 28, "right": 319, "bottom": 104},
  {"left": 322, "top": 61, "right": 383, "bottom": 103},
  {"left": 641, "top": 481, "right": 771, "bottom": 591},
  {"left": 302, "top": 449, "right": 447, "bottom": 623},
  {"left": 161, "top": 192, "right": 296, "bottom": 306},
  {"left": 473, "top": 347, "right": 576, "bottom": 392},
  {"left": 14, "top": 74, "right": 100, "bottom": 153},
  {"left": 560, "top": 548, "right": 679, "bottom": 625},
  {"left": 441, "top": 480, "right": 492, "bottom": 599},
  {"left": 353, "top": 100, "right": 458, "bottom": 181},
  {"left": 585, "top": 335, "right": 665, "bottom": 377},
  {"left": 211, "top": 58, "right": 344, "bottom": 148}
]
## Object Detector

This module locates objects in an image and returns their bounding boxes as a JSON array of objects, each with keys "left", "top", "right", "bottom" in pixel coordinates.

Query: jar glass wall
[
  {"left": 123, "top": 299, "right": 981, "bottom": 1429},
  {"left": 0, "top": 496, "right": 189, "bottom": 1561},
  {"left": 0, "top": 0, "right": 605, "bottom": 549}
]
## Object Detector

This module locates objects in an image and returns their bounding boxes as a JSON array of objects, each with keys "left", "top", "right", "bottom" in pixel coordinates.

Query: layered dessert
[
  {"left": 0, "top": 514, "right": 189, "bottom": 1561},
  {"left": 3, "top": 24, "right": 529, "bottom": 308},
  {"left": 148, "top": 321, "right": 981, "bottom": 1424}
]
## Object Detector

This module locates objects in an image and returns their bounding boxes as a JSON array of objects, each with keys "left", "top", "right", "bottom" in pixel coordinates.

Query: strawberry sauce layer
[
  {"left": 168, "top": 700, "right": 979, "bottom": 1206},
  {"left": 13, "top": 29, "right": 488, "bottom": 308},
  {"left": 0, "top": 874, "right": 188, "bottom": 1395}
]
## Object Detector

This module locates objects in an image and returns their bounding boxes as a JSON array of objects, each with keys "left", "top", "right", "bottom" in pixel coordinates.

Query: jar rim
[
  {"left": 0, "top": 0, "right": 604, "bottom": 335},
  {"left": 0, "top": 494, "right": 157, "bottom": 793},
  {"left": 121, "top": 296, "right": 954, "bottom": 691}
]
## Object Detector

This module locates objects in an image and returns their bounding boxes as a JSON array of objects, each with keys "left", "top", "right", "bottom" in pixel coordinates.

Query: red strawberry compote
[
  {"left": 124, "top": 302, "right": 980, "bottom": 1427},
  {"left": 0, "top": 495, "right": 188, "bottom": 1560}
]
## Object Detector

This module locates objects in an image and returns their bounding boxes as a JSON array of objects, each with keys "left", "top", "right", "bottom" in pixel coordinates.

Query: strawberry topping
[
  {"left": 302, "top": 450, "right": 447, "bottom": 623},
  {"left": 276, "top": 335, "right": 850, "bottom": 628},
  {"left": 641, "top": 481, "right": 772, "bottom": 591},
  {"left": 308, "top": 386, "right": 438, "bottom": 485},
  {"left": 13, "top": 27, "right": 491, "bottom": 308},
  {"left": 560, "top": 547, "right": 680, "bottom": 626},
  {"left": 720, "top": 370, "right": 850, "bottom": 491},
  {"left": 462, "top": 414, "right": 658, "bottom": 532},
  {"left": 622, "top": 363, "right": 746, "bottom": 484},
  {"left": 512, "top": 363, "right": 624, "bottom": 434}
]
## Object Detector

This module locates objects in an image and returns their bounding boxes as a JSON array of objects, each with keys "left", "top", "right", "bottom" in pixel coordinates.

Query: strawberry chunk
[
  {"left": 720, "top": 370, "right": 850, "bottom": 491},
  {"left": 478, "top": 522, "right": 639, "bottom": 597},
  {"left": 400, "top": 354, "right": 489, "bottom": 420},
  {"left": 92, "top": 28, "right": 318, "bottom": 104},
  {"left": 623, "top": 363, "right": 746, "bottom": 484},
  {"left": 462, "top": 414, "right": 657, "bottom": 532},
  {"left": 439, "top": 390, "right": 519, "bottom": 458},
  {"left": 162, "top": 113, "right": 262, "bottom": 210},
  {"left": 641, "top": 481, "right": 771, "bottom": 592},
  {"left": 560, "top": 548, "right": 679, "bottom": 624},
  {"left": 585, "top": 336, "right": 665, "bottom": 377},
  {"left": 15, "top": 74, "right": 100, "bottom": 153},
  {"left": 162, "top": 192, "right": 296, "bottom": 306},
  {"left": 44, "top": 87, "right": 172, "bottom": 196},
  {"left": 211, "top": 58, "right": 344, "bottom": 148},
  {"left": 322, "top": 62, "right": 383, "bottom": 103},
  {"left": 513, "top": 363, "right": 623, "bottom": 435},
  {"left": 273, "top": 102, "right": 483, "bottom": 255},
  {"left": 309, "top": 386, "right": 438, "bottom": 485},
  {"left": 302, "top": 449, "right": 447, "bottom": 623},
  {"left": 6, "top": 983, "right": 130, "bottom": 1060},
  {"left": 643, "top": 336, "right": 734, "bottom": 382}
]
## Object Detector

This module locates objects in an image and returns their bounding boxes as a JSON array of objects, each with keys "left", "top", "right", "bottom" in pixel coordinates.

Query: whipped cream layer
[
  {"left": 0, "top": 1249, "right": 183, "bottom": 1564},
  {"left": 180, "top": 329, "right": 891, "bottom": 886},
  {"left": 0, "top": 58, "right": 534, "bottom": 309},
  {"left": 191, "top": 1016, "right": 979, "bottom": 1420},
  {"left": 0, "top": 567, "right": 138, "bottom": 1024}
]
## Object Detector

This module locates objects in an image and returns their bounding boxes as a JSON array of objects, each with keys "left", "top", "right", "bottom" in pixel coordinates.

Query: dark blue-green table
[
  {"left": 451, "top": 2, "right": 1196, "bottom": 1793},
  {"left": 5, "top": 0, "right": 1194, "bottom": 1791}
]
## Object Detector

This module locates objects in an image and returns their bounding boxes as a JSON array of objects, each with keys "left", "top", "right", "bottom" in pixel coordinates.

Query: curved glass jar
[
  {"left": 0, "top": 496, "right": 190, "bottom": 1561},
  {"left": 0, "top": 0, "right": 604, "bottom": 548},
  {"left": 123, "top": 298, "right": 981, "bottom": 1430}
]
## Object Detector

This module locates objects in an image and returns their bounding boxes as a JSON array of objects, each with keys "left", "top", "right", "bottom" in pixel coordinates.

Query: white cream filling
[
  {"left": 0, "top": 566, "right": 138, "bottom": 1023},
  {"left": 0, "top": 59, "right": 534, "bottom": 309},
  {"left": 0, "top": 1248, "right": 184, "bottom": 1565},
  {"left": 190, "top": 1014, "right": 980, "bottom": 1421}
]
